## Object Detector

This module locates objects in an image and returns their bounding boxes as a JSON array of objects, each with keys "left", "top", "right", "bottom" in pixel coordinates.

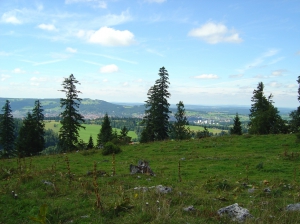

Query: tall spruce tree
[
  {"left": 16, "top": 100, "right": 45, "bottom": 157},
  {"left": 289, "top": 76, "right": 300, "bottom": 134},
  {"left": 230, "top": 113, "right": 242, "bottom": 135},
  {"left": 140, "top": 67, "right": 171, "bottom": 142},
  {"left": 248, "top": 82, "right": 287, "bottom": 134},
  {"left": 32, "top": 100, "right": 45, "bottom": 152},
  {"left": 97, "top": 113, "right": 113, "bottom": 146},
  {"left": 59, "top": 74, "right": 85, "bottom": 151},
  {"left": 0, "top": 100, "right": 15, "bottom": 157},
  {"left": 172, "top": 101, "right": 190, "bottom": 140}
]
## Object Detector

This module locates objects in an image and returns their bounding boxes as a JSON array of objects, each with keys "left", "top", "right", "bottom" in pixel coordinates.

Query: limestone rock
[
  {"left": 286, "top": 203, "right": 300, "bottom": 211},
  {"left": 217, "top": 203, "right": 254, "bottom": 222}
]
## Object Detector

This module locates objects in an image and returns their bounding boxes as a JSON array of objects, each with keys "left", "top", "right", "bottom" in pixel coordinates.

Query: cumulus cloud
[
  {"left": 37, "top": 24, "right": 57, "bottom": 31},
  {"left": 194, "top": 74, "right": 219, "bottom": 79},
  {"left": 1, "top": 74, "right": 11, "bottom": 81},
  {"left": 102, "top": 78, "right": 108, "bottom": 82},
  {"left": 1, "top": 12, "right": 22, "bottom": 24},
  {"left": 188, "top": 22, "right": 242, "bottom": 44},
  {"left": 87, "top": 27, "right": 135, "bottom": 46},
  {"left": 271, "top": 69, "right": 286, "bottom": 77},
  {"left": 229, "top": 74, "right": 243, "bottom": 78},
  {"left": 66, "top": 47, "right": 77, "bottom": 53},
  {"left": 100, "top": 64, "right": 119, "bottom": 73},
  {"left": 12, "top": 68, "right": 25, "bottom": 74}
]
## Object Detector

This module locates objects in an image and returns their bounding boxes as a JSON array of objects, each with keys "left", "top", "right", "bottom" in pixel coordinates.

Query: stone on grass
[
  {"left": 217, "top": 203, "right": 254, "bottom": 223},
  {"left": 183, "top": 205, "right": 196, "bottom": 212},
  {"left": 130, "top": 160, "right": 154, "bottom": 176},
  {"left": 286, "top": 203, "right": 300, "bottom": 211},
  {"left": 156, "top": 185, "right": 172, "bottom": 194}
]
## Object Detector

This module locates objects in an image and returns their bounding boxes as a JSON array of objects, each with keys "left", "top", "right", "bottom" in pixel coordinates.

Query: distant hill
[
  {"left": 0, "top": 98, "right": 293, "bottom": 120},
  {"left": 0, "top": 98, "right": 145, "bottom": 118}
]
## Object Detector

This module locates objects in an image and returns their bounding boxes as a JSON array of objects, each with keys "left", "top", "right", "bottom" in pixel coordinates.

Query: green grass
[
  {"left": 187, "top": 125, "right": 224, "bottom": 134},
  {"left": 44, "top": 121, "right": 138, "bottom": 143},
  {"left": 1, "top": 134, "right": 300, "bottom": 223}
]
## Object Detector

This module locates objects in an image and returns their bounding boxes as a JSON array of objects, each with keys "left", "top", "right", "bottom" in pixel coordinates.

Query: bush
[{"left": 102, "top": 142, "right": 121, "bottom": 155}]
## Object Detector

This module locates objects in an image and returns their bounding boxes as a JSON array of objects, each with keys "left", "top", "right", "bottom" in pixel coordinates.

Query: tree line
[{"left": 0, "top": 69, "right": 299, "bottom": 158}]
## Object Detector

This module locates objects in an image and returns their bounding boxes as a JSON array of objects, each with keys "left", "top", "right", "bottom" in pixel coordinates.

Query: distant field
[
  {"left": 187, "top": 125, "right": 225, "bottom": 134},
  {"left": 44, "top": 121, "right": 138, "bottom": 143}
]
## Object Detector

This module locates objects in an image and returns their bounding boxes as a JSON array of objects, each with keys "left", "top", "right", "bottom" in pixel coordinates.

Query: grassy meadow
[
  {"left": 44, "top": 121, "right": 224, "bottom": 144},
  {"left": 1, "top": 134, "right": 300, "bottom": 223}
]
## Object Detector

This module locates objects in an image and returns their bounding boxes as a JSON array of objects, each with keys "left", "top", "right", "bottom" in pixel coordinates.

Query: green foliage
[
  {"left": 0, "top": 100, "right": 15, "bottom": 157},
  {"left": 230, "top": 113, "right": 242, "bottom": 135},
  {"left": 248, "top": 82, "right": 288, "bottom": 134},
  {"left": 172, "top": 101, "right": 191, "bottom": 140},
  {"left": 102, "top": 141, "right": 121, "bottom": 155},
  {"left": 29, "top": 204, "right": 48, "bottom": 224},
  {"left": 97, "top": 113, "right": 113, "bottom": 147},
  {"left": 16, "top": 100, "right": 45, "bottom": 157},
  {"left": 58, "top": 74, "right": 85, "bottom": 151},
  {"left": 289, "top": 76, "right": 300, "bottom": 141},
  {"left": 44, "top": 129, "right": 59, "bottom": 149},
  {"left": 87, "top": 135, "right": 94, "bottom": 149},
  {"left": 194, "top": 126, "right": 211, "bottom": 138},
  {"left": 141, "top": 67, "right": 171, "bottom": 142}
]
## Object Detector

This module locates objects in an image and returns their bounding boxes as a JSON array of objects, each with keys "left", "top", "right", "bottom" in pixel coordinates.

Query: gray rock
[
  {"left": 217, "top": 203, "right": 254, "bottom": 223},
  {"left": 264, "top": 187, "right": 271, "bottom": 193},
  {"left": 156, "top": 185, "right": 172, "bottom": 194},
  {"left": 183, "top": 205, "right": 196, "bottom": 212},
  {"left": 42, "top": 180, "right": 53, "bottom": 186},
  {"left": 130, "top": 160, "right": 154, "bottom": 175},
  {"left": 286, "top": 203, "right": 300, "bottom": 211}
]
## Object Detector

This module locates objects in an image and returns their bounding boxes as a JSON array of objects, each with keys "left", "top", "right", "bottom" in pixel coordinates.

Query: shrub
[{"left": 102, "top": 142, "right": 121, "bottom": 155}]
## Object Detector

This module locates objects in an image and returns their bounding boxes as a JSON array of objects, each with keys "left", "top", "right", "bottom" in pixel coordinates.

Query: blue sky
[{"left": 0, "top": 0, "right": 299, "bottom": 108}]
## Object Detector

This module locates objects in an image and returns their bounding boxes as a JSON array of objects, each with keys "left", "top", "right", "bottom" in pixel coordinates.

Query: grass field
[
  {"left": 44, "top": 121, "right": 224, "bottom": 144},
  {"left": 1, "top": 134, "right": 300, "bottom": 223},
  {"left": 45, "top": 121, "right": 138, "bottom": 143}
]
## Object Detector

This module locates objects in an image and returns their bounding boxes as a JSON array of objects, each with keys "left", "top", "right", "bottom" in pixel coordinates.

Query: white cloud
[
  {"left": 0, "top": 51, "right": 11, "bottom": 56},
  {"left": 194, "top": 74, "right": 219, "bottom": 79},
  {"left": 1, "top": 74, "right": 11, "bottom": 81},
  {"left": 30, "top": 77, "right": 48, "bottom": 82},
  {"left": 100, "top": 64, "right": 119, "bottom": 73},
  {"left": 12, "top": 68, "right": 25, "bottom": 74},
  {"left": 145, "top": 0, "right": 167, "bottom": 3},
  {"left": 37, "top": 24, "right": 57, "bottom": 31},
  {"left": 238, "top": 49, "right": 279, "bottom": 73},
  {"left": 271, "top": 69, "right": 286, "bottom": 77},
  {"left": 65, "top": 0, "right": 107, "bottom": 8},
  {"left": 188, "top": 22, "right": 242, "bottom": 44},
  {"left": 229, "top": 74, "right": 243, "bottom": 78},
  {"left": 100, "top": 10, "right": 132, "bottom": 26},
  {"left": 88, "top": 26, "right": 135, "bottom": 46},
  {"left": 66, "top": 47, "right": 77, "bottom": 53},
  {"left": 1, "top": 12, "right": 22, "bottom": 24},
  {"left": 122, "top": 82, "right": 129, "bottom": 86},
  {"left": 102, "top": 78, "right": 108, "bottom": 82},
  {"left": 268, "top": 82, "right": 282, "bottom": 88}
]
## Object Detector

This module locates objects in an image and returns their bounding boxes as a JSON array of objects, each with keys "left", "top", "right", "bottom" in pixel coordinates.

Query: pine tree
[
  {"left": 97, "top": 113, "right": 113, "bottom": 146},
  {"left": 289, "top": 76, "right": 300, "bottom": 135},
  {"left": 141, "top": 67, "right": 171, "bottom": 142},
  {"left": 59, "top": 74, "right": 85, "bottom": 151},
  {"left": 230, "top": 113, "right": 242, "bottom": 135},
  {"left": 0, "top": 100, "right": 16, "bottom": 157},
  {"left": 172, "top": 101, "right": 190, "bottom": 140},
  {"left": 32, "top": 100, "right": 45, "bottom": 152},
  {"left": 248, "top": 82, "right": 287, "bottom": 134},
  {"left": 87, "top": 135, "right": 94, "bottom": 149}
]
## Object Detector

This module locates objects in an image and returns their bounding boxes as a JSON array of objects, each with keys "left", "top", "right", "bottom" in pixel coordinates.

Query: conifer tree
[
  {"left": 230, "top": 113, "right": 242, "bottom": 135},
  {"left": 97, "top": 113, "right": 113, "bottom": 146},
  {"left": 289, "top": 76, "right": 300, "bottom": 134},
  {"left": 248, "top": 82, "right": 287, "bottom": 134},
  {"left": 32, "top": 100, "right": 45, "bottom": 152},
  {"left": 58, "top": 74, "right": 85, "bottom": 151},
  {"left": 87, "top": 135, "right": 94, "bottom": 149},
  {"left": 172, "top": 101, "right": 190, "bottom": 140},
  {"left": 141, "top": 67, "right": 171, "bottom": 142},
  {"left": 0, "top": 100, "right": 15, "bottom": 157}
]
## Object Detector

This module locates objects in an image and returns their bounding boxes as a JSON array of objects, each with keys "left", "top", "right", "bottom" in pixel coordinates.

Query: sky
[{"left": 0, "top": 0, "right": 299, "bottom": 108}]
